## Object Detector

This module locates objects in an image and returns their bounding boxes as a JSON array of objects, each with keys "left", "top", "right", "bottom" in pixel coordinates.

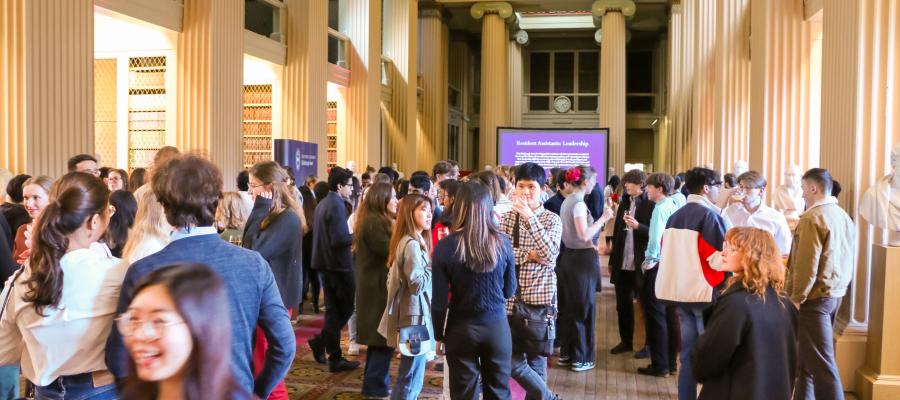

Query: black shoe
[
  {"left": 610, "top": 342, "right": 632, "bottom": 355},
  {"left": 634, "top": 346, "right": 650, "bottom": 359},
  {"left": 637, "top": 366, "right": 669, "bottom": 377},
  {"left": 329, "top": 358, "right": 361, "bottom": 372},
  {"left": 308, "top": 337, "right": 326, "bottom": 364},
  {"left": 314, "top": 303, "right": 321, "bottom": 314},
  {"left": 669, "top": 366, "right": 678, "bottom": 374}
]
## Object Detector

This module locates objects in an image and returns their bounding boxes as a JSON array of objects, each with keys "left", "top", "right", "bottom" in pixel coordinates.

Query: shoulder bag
[{"left": 508, "top": 214, "right": 557, "bottom": 356}]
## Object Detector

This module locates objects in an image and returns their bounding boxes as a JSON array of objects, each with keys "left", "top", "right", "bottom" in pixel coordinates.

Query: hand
[
  {"left": 261, "top": 190, "right": 273, "bottom": 200},
  {"left": 623, "top": 214, "right": 639, "bottom": 229},
  {"left": 511, "top": 197, "right": 534, "bottom": 220},
  {"left": 601, "top": 206, "right": 615, "bottom": 222},
  {"left": 526, "top": 250, "right": 543, "bottom": 264},
  {"left": 436, "top": 341, "right": 445, "bottom": 356}
]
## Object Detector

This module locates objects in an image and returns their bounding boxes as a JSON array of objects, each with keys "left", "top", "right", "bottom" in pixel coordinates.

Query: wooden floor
[{"left": 545, "top": 263, "right": 678, "bottom": 400}]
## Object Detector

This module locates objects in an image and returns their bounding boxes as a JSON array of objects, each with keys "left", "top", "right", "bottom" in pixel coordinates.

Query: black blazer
[
  {"left": 311, "top": 192, "right": 353, "bottom": 272},
  {"left": 243, "top": 197, "right": 305, "bottom": 308},
  {"left": 583, "top": 183, "right": 605, "bottom": 220},
  {"left": 608, "top": 191, "right": 654, "bottom": 284},
  {"left": 0, "top": 213, "right": 16, "bottom": 283},
  {"left": 0, "top": 203, "right": 29, "bottom": 251},
  {"left": 692, "top": 285, "right": 798, "bottom": 400}
]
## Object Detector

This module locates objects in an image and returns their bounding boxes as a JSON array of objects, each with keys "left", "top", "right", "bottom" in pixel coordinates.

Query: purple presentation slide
[{"left": 498, "top": 128, "right": 608, "bottom": 184}]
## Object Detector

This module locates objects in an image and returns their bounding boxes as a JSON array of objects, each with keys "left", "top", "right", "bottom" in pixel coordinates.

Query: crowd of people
[{"left": 0, "top": 147, "right": 856, "bottom": 400}]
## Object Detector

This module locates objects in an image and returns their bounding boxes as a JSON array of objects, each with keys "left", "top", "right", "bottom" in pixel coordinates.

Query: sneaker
[
  {"left": 609, "top": 342, "right": 632, "bottom": 355},
  {"left": 570, "top": 362, "right": 596, "bottom": 372},
  {"left": 329, "top": 358, "right": 361, "bottom": 372},
  {"left": 308, "top": 337, "right": 326, "bottom": 364},
  {"left": 556, "top": 356, "right": 572, "bottom": 367},
  {"left": 347, "top": 341, "right": 361, "bottom": 356},
  {"left": 636, "top": 366, "right": 669, "bottom": 377},
  {"left": 634, "top": 346, "right": 650, "bottom": 359}
]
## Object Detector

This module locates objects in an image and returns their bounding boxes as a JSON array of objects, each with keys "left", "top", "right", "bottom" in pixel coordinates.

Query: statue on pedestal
[
  {"left": 859, "top": 143, "right": 900, "bottom": 246},
  {"left": 774, "top": 165, "right": 805, "bottom": 231}
]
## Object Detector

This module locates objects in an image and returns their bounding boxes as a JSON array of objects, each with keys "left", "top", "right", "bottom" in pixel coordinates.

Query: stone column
[
  {"left": 713, "top": 0, "right": 750, "bottom": 174},
  {"left": 176, "top": 0, "right": 244, "bottom": 187},
  {"left": 0, "top": 0, "right": 93, "bottom": 176},
  {"left": 382, "top": 0, "right": 418, "bottom": 172},
  {"left": 689, "top": 0, "right": 715, "bottom": 168},
  {"left": 283, "top": 0, "right": 328, "bottom": 178},
  {"left": 418, "top": 5, "right": 449, "bottom": 171},
  {"left": 593, "top": 0, "right": 634, "bottom": 174},
  {"left": 819, "top": 0, "right": 900, "bottom": 396},
  {"left": 339, "top": 0, "right": 381, "bottom": 172},
  {"left": 748, "top": 0, "right": 819, "bottom": 197},
  {"left": 665, "top": 2, "right": 691, "bottom": 173},
  {"left": 449, "top": 38, "right": 474, "bottom": 170},
  {"left": 507, "top": 30, "right": 526, "bottom": 128},
  {"left": 472, "top": 2, "right": 512, "bottom": 169}
]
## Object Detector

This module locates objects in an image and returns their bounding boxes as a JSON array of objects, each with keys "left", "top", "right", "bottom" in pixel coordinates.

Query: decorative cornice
[
  {"left": 591, "top": 0, "right": 636, "bottom": 18},
  {"left": 470, "top": 2, "right": 514, "bottom": 20}
]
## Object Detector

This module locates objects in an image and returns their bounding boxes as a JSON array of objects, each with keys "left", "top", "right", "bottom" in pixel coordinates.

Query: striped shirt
[{"left": 499, "top": 206, "right": 563, "bottom": 312}]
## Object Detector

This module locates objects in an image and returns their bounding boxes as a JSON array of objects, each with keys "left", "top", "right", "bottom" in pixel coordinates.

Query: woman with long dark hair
[
  {"left": 104, "top": 190, "right": 138, "bottom": 258},
  {"left": 120, "top": 263, "right": 247, "bottom": 400},
  {"left": 432, "top": 181, "right": 517, "bottom": 399},
  {"left": 0, "top": 172, "right": 123, "bottom": 399},
  {"left": 107, "top": 169, "right": 129, "bottom": 192},
  {"left": 243, "top": 161, "right": 306, "bottom": 400},
  {"left": 353, "top": 182, "right": 398, "bottom": 398},
  {"left": 129, "top": 168, "right": 147, "bottom": 193}
]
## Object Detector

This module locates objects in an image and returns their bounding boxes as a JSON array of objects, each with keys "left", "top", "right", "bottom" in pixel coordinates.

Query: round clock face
[{"left": 553, "top": 96, "right": 572, "bottom": 113}]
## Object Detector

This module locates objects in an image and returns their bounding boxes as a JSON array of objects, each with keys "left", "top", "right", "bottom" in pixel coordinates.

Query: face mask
[{"left": 744, "top": 192, "right": 761, "bottom": 209}]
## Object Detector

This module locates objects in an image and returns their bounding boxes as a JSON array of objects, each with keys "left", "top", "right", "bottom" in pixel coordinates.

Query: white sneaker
[
  {"left": 571, "top": 362, "right": 595, "bottom": 372},
  {"left": 347, "top": 341, "right": 361, "bottom": 356}
]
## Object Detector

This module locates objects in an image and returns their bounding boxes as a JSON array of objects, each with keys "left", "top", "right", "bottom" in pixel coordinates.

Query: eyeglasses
[
  {"left": 249, "top": 182, "right": 265, "bottom": 189},
  {"left": 116, "top": 312, "right": 185, "bottom": 340}
]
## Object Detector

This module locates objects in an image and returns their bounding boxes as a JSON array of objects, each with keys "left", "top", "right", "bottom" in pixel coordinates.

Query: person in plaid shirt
[{"left": 499, "top": 162, "right": 562, "bottom": 400}]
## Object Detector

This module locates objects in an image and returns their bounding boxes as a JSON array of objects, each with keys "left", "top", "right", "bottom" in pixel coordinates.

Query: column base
[
  {"left": 836, "top": 327, "right": 868, "bottom": 391},
  {"left": 856, "top": 366, "right": 900, "bottom": 400}
]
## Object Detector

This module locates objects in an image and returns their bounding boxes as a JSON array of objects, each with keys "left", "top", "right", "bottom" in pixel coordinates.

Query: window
[
  {"left": 626, "top": 51, "right": 654, "bottom": 113},
  {"left": 526, "top": 51, "right": 600, "bottom": 113}
]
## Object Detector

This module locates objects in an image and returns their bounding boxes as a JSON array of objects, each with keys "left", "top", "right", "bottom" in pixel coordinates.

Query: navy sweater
[{"left": 431, "top": 233, "right": 517, "bottom": 341}]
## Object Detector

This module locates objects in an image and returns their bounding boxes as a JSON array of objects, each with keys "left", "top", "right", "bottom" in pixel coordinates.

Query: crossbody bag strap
[
  {"left": 0, "top": 267, "right": 24, "bottom": 321},
  {"left": 513, "top": 214, "right": 524, "bottom": 300}
]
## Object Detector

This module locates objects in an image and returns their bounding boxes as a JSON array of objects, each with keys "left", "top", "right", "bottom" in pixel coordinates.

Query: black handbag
[{"left": 508, "top": 215, "right": 557, "bottom": 356}]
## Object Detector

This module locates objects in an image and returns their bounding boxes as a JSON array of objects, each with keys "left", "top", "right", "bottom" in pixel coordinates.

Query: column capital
[
  {"left": 470, "top": 1, "right": 513, "bottom": 20},
  {"left": 419, "top": 4, "right": 449, "bottom": 22},
  {"left": 591, "top": 0, "right": 636, "bottom": 18},
  {"left": 511, "top": 29, "right": 529, "bottom": 46}
]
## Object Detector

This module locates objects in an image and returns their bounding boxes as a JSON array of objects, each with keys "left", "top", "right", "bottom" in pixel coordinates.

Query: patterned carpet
[{"left": 286, "top": 314, "right": 445, "bottom": 400}]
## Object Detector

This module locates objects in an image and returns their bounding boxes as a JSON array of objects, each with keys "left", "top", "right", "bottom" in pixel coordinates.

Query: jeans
[
  {"left": 640, "top": 268, "right": 678, "bottom": 371},
  {"left": 795, "top": 297, "right": 844, "bottom": 400},
  {"left": 511, "top": 353, "right": 553, "bottom": 400},
  {"left": 33, "top": 372, "right": 117, "bottom": 400},
  {"left": 391, "top": 354, "right": 427, "bottom": 400},
  {"left": 445, "top": 318, "right": 512, "bottom": 400},
  {"left": 676, "top": 304, "right": 705, "bottom": 400},
  {"left": 316, "top": 270, "right": 356, "bottom": 361},
  {"left": 0, "top": 365, "right": 18, "bottom": 400},
  {"left": 362, "top": 346, "right": 394, "bottom": 398}
]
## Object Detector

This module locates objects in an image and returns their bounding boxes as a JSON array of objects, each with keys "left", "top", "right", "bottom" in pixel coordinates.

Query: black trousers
[
  {"left": 444, "top": 317, "right": 512, "bottom": 400},
  {"left": 558, "top": 248, "right": 599, "bottom": 364},
  {"left": 315, "top": 269, "right": 355, "bottom": 361},
  {"left": 639, "top": 267, "right": 679, "bottom": 371},
  {"left": 613, "top": 269, "right": 636, "bottom": 347},
  {"left": 301, "top": 236, "right": 320, "bottom": 309},
  {"left": 554, "top": 253, "right": 569, "bottom": 355}
]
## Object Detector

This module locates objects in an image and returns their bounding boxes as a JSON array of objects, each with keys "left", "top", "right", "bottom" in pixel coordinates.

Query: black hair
[
  {"left": 6, "top": 174, "right": 31, "bottom": 203},
  {"left": 313, "top": 181, "right": 330, "bottom": 202},
  {"left": 514, "top": 162, "right": 547, "bottom": 187},
  {"left": 684, "top": 167, "right": 721, "bottom": 195},
  {"left": 409, "top": 174, "right": 431, "bottom": 192},
  {"left": 99, "top": 167, "right": 111, "bottom": 180},
  {"left": 105, "top": 190, "right": 138, "bottom": 257},
  {"left": 673, "top": 175, "right": 683, "bottom": 190},
  {"left": 397, "top": 179, "right": 410, "bottom": 199},
  {"left": 553, "top": 169, "right": 568, "bottom": 190},
  {"left": 327, "top": 167, "right": 353, "bottom": 192},
  {"left": 607, "top": 175, "right": 621, "bottom": 190},
  {"left": 66, "top": 154, "right": 98, "bottom": 172},
  {"left": 622, "top": 169, "right": 647, "bottom": 187},
  {"left": 410, "top": 171, "right": 429, "bottom": 179},
  {"left": 236, "top": 170, "right": 249, "bottom": 192},
  {"left": 723, "top": 173, "right": 737, "bottom": 188},
  {"left": 439, "top": 179, "right": 461, "bottom": 198},
  {"left": 377, "top": 166, "right": 400, "bottom": 183},
  {"left": 361, "top": 172, "right": 371, "bottom": 180},
  {"left": 801, "top": 168, "right": 834, "bottom": 195}
]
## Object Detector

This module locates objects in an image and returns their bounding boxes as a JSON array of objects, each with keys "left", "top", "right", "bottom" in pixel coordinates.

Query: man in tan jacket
[{"left": 786, "top": 168, "right": 855, "bottom": 400}]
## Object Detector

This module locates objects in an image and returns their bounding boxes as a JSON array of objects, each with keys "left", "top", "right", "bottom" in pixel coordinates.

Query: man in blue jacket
[
  {"left": 106, "top": 155, "right": 295, "bottom": 399},
  {"left": 308, "top": 167, "right": 360, "bottom": 372}
]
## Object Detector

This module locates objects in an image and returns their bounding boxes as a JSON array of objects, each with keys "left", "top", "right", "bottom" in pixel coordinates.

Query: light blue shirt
[
  {"left": 644, "top": 196, "right": 680, "bottom": 266},
  {"left": 171, "top": 225, "right": 219, "bottom": 241}
]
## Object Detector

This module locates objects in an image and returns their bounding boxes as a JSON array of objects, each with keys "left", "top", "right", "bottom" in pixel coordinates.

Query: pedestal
[{"left": 856, "top": 244, "right": 900, "bottom": 399}]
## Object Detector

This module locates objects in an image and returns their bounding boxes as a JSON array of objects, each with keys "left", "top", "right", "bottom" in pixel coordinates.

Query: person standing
[
  {"left": 722, "top": 171, "right": 792, "bottom": 256},
  {"left": 13, "top": 175, "right": 53, "bottom": 264},
  {"left": 636, "top": 173, "right": 680, "bottom": 377},
  {"left": 309, "top": 167, "right": 360, "bottom": 372},
  {"left": 432, "top": 181, "right": 517, "bottom": 399},
  {"left": 787, "top": 168, "right": 855, "bottom": 400},
  {"left": 354, "top": 182, "right": 398, "bottom": 398},
  {"left": 655, "top": 167, "right": 728, "bottom": 400},
  {"left": 608, "top": 169, "right": 654, "bottom": 356},
  {"left": 299, "top": 175, "right": 320, "bottom": 314},
  {"left": 499, "top": 163, "right": 562, "bottom": 400}
]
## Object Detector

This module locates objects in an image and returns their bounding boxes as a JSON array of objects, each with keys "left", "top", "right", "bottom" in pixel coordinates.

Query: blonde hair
[
  {"left": 25, "top": 175, "right": 54, "bottom": 196},
  {"left": 122, "top": 190, "right": 172, "bottom": 262},
  {"left": 216, "top": 192, "right": 249, "bottom": 231},
  {"left": 723, "top": 227, "right": 786, "bottom": 298}
]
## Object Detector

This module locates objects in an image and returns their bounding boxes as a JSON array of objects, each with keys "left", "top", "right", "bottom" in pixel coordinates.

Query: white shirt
[
  {"left": 239, "top": 191, "right": 254, "bottom": 214},
  {"left": 0, "top": 248, "right": 126, "bottom": 386},
  {"left": 722, "top": 203, "right": 793, "bottom": 255}
]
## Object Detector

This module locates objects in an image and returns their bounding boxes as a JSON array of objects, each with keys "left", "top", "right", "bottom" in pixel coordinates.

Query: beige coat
[
  {"left": 378, "top": 235, "right": 434, "bottom": 349},
  {"left": 786, "top": 197, "right": 856, "bottom": 304}
]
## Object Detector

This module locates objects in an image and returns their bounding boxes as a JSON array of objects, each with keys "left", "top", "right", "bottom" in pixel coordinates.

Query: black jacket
[
  {"left": 692, "top": 285, "right": 798, "bottom": 400},
  {"left": 311, "top": 192, "right": 353, "bottom": 272},
  {"left": 0, "top": 203, "right": 29, "bottom": 251},
  {"left": 0, "top": 213, "right": 16, "bottom": 283},
  {"left": 243, "top": 197, "right": 305, "bottom": 307},
  {"left": 583, "top": 183, "right": 605, "bottom": 220},
  {"left": 608, "top": 191, "right": 654, "bottom": 284}
]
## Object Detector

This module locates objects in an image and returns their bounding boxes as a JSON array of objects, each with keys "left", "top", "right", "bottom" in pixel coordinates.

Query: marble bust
[
  {"left": 774, "top": 165, "right": 805, "bottom": 230},
  {"left": 859, "top": 143, "right": 900, "bottom": 246}
]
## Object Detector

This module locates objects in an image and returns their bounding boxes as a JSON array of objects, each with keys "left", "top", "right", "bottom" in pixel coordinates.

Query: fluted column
[
  {"left": 819, "top": 1, "right": 900, "bottom": 396},
  {"left": 0, "top": 0, "right": 93, "bottom": 176},
  {"left": 507, "top": 33, "right": 525, "bottom": 128},
  {"left": 713, "top": 0, "right": 750, "bottom": 174},
  {"left": 665, "top": 2, "right": 692, "bottom": 173},
  {"left": 176, "top": 0, "right": 244, "bottom": 186},
  {"left": 382, "top": 0, "right": 418, "bottom": 172},
  {"left": 593, "top": 0, "right": 634, "bottom": 174},
  {"left": 449, "top": 38, "right": 474, "bottom": 170},
  {"left": 472, "top": 2, "right": 511, "bottom": 168},
  {"left": 339, "top": 0, "right": 381, "bottom": 171},
  {"left": 418, "top": 5, "right": 449, "bottom": 171},
  {"left": 688, "top": 0, "right": 715, "bottom": 169},
  {"left": 283, "top": 0, "right": 328, "bottom": 178},
  {"left": 749, "top": 0, "right": 819, "bottom": 199}
]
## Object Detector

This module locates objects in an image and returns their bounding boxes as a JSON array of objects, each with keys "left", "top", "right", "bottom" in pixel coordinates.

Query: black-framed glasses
[{"left": 116, "top": 312, "right": 185, "bottom": 340}]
